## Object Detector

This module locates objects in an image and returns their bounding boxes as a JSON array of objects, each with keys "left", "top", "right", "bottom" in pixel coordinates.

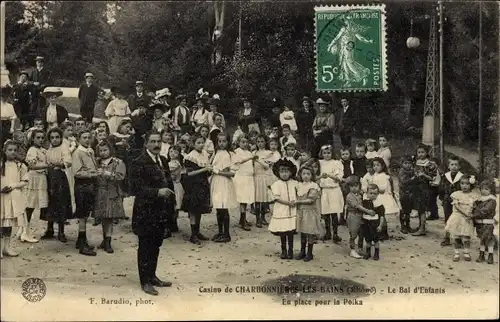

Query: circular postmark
[{"left": 21, "top": 277, "right": 47, "bottom": 302}]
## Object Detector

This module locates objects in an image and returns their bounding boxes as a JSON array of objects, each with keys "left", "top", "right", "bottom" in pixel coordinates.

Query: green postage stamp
[{"left": 315, "top": 5, "right": 387, "bottom": 92}]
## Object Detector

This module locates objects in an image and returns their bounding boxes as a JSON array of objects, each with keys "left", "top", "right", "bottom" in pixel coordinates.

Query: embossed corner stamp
[{"left": 315, "top": 5, "right": 387, "bottom": 92}]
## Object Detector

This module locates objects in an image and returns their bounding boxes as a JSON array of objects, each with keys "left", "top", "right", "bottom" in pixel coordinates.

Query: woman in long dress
[{"left": 105, "top": 88, "right": 131, "bottom": 134}]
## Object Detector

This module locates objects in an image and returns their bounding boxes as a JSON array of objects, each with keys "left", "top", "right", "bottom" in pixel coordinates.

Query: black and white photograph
[{"left": 0, "top": 0, "right": 499, "bottom": 320}]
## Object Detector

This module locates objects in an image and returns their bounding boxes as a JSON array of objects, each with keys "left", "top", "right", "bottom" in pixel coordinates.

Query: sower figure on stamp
[{"left": 130, "top": 131, "right": 175, "bottom": 296}]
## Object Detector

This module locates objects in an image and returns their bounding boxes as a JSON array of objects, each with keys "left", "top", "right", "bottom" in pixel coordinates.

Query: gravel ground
[{"left": 1, "top": 196, "right": 498, "bottom": 320}]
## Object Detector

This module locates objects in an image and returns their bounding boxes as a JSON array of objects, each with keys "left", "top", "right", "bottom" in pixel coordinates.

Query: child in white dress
[
  {"left": 233, "top": 134, "right": 257, "bottom": 231},
  {"left": 210, "top": 132, "right": 238, "bottom": 242},
  {"left": 371, "top": 157, "right": 400, "bottom": 240},
  {"left": 22, "top": 129, "right": 50, "bottom": 243},
  {"left": 365, "top": 139, "right": 379, "bottom": 160},
  {"left": 105, "top": 91, "right": 131, "bottom": 134},
  {"left": 318, "top": 145, "right": 344, "bottom": 243},
  {"left": 268, "top": 158, "right": 298, "bottom": 260},
  {"left": 445, "top": 174, "right": 476, "bottom": 262},
  {"left": 377, "top": 135, "right": 392, "bottom": 170},
  {"left": 253, "top": 134, "right": 275, "bottom": 227},
  {"left": 279, "top": 104, "right": 298, "bottom": 133},
  {"left": 1, "top": 140, "right": 28, "bottom": 258}
]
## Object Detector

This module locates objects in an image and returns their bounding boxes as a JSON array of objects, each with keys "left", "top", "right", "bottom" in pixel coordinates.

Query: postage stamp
[{"left": 314, "top": 5, "right": 387, "bottom": 92}]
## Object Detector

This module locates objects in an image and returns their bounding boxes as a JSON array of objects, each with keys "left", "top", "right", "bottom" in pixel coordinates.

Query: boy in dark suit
[{"left": 78, "top": 72, "right": 101, "bottom": 123}]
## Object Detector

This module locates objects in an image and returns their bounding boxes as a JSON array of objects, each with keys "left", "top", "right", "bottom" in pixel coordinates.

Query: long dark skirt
[
  {"left": 181, "top": 160, "right": 211, "bottom": 214},
  {"left": 43, "top": 168, "right": 73, "bottom": 222}
]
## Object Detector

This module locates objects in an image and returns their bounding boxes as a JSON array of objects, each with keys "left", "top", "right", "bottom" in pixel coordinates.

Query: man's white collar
[
  {"left": 445, "top": 171, "right": 463, "bottom": 184},
  {"left": 78, "top": 145, "right": 92, "bottom": 153},
  {"left": 146, "top": 149, "right": 159, "bottom": 163}
]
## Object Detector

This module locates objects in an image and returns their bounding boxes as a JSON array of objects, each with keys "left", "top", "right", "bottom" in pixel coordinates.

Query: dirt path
[{"left": 1, "top": 196, "right": 498, "bottom": 320}]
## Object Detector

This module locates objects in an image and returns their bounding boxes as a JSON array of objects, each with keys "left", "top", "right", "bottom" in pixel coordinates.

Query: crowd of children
[{"left": 1, "top": 85, "right": 498, "bottom": 266}]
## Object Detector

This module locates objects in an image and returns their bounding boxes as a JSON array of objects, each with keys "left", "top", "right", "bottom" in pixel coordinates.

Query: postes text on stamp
[{"left": 315, "top": 5, "right": 387, "bottom": 92}]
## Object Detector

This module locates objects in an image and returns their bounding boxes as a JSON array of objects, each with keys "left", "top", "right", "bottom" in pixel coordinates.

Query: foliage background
[{"left": 5, "top": 0, "right": 499, "bottom": 147}]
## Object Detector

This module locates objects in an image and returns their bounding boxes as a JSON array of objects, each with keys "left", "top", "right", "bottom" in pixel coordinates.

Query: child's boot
[
  {"left": 296, "top": 235, "right": 306, "bottom": 260},
  {"left": 440, "top": 233, "right": 451, "bottom": 246},
  {"left": 331, "top": 214, "right": 342, "bottom": 243},
  {"left": 476, "top": 251, "right": 485, "bottom": 263},
  {"left": 373, "top": 248, "right": 380, "bottom": 261},
  {"left": 222, "top": 214, "right": 231, "bottom": 242},
  {"left": 339, "top": 212, "right": 346, "bottom": 226},
  {"left": 255, "top": 210, "right": 263, "bottom": 228},
  {"left": 97, "top": 232, "right": 106, "bottom": 249},
  {"left": 487, "top": 253, "right": 494, "bottom": 264},
  {"left": 196, "top": 224, "right": 209, "bottom": 241},
  {"left": 304, "top": 243, "right": 314, "bottom": 262},
  {"left": 190, "top": 225, "right": 201, "bottom": 245},
  {"left": 103, "top": 237, "right": 114, "bottom": 254},
  {"left": 363, "top": 245, "right": 371, "bottom": 260},
  {"left": 239, "top": 212, "right": 251, "bottom": 231},
  {"left": 280, "top": 245, "right": 287, "bottom": 259},
  {"left": 171, "top": 211, "right": 179, "bottom": 233},
  {"left": 399, "top": 212, "right": 408, "bottom": 234},
  {"left": 322, "top": 215, "right": 332, "bottom": 241},
  {"left": 287, "top": 234, "right": 294, "bottom": 259},
  {"left": 3, "top": 236, "right": 19, "bottom": 257},
  {"left": 57, "top": 222, "right": 67, "bottom": 243},
  {"left": 40, "top": 222, "right": 55, "bottom": 240},
  {"left": 411, "top": 213, "right": 426, "bottom": 236},
  {"left": 20, "top": 222, "right": 39, "bottom": 243}
]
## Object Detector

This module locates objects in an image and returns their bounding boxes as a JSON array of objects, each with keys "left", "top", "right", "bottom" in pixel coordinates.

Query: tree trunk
[{"left": 212, "top": 1, "right": 225, "bottom": 67}]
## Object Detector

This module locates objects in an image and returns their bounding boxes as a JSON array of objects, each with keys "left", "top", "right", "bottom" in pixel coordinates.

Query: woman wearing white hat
[
  {"left": 39, "top": 87, "right": 69, "bottom": 129},
  {"left": 312, "top": 98, "right": 335, "bottom": 157}
]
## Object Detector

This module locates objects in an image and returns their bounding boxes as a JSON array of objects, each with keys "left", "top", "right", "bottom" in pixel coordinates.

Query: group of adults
[
  {"left": 8, "top": 56, "right": 51, "bottom": 130},
  {"left": 236, "top": 95, "right": 358, "bottom": 153}
]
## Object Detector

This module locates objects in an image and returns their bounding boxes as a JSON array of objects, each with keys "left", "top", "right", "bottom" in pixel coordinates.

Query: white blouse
[{"left": 233, "top": 148, "right": 254, "bottom": 176}]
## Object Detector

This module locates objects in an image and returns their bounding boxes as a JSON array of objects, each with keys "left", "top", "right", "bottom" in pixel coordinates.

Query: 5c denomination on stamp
[{"left": 314, "top": 4, "right": 388, "bottom": 92}]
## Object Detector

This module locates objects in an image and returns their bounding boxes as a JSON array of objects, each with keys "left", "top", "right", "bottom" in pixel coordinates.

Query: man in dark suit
[
  {"left": 130, "top": 131, "right": 176, "bottom": 296},
  {"left": 337, "top": 98, "right": 357, "bottom": 148},
  {"left": 78, "top": 72, "right": 101, "bottom": 123},
  {"left": 29, "top": 56, "right": 52, "bottom": 120},
  {"left": 128, "top": 81, "right": 152, "bottom": 112},
  {"left": 12, "top": 70, "right": 34, "bottom": 129},
  {"left": 296, "top": 96, "right": 316, "bottom": 153}
]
